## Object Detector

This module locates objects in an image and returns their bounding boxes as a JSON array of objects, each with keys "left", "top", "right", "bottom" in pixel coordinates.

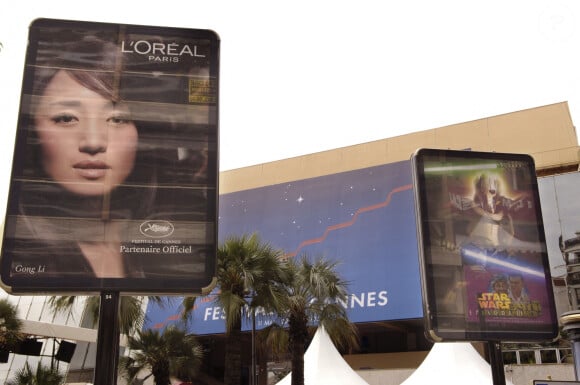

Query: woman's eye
[
  {"left": 108, "top": 114, "right": 133, "bottom": 125},
  {"left": 51, "top": 114, "right": 78, "bottom": 125}
]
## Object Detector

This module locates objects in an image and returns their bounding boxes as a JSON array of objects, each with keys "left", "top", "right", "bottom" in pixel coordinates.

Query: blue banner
[{"left": 144, "top": 160, "right": 424, "bottom": 334}]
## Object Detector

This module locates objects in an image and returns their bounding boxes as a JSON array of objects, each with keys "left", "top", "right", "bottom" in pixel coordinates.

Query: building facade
[{"left": 1, "top": 101, "right": 579, "bottom": 384}]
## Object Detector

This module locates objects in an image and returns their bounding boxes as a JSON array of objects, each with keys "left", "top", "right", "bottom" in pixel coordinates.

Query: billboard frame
[
  {"left": 0, "top": 18, "right": 219, "bottom": 295},
  {"left": 411, "top": 148, "right": 558, "bottom": 342}
]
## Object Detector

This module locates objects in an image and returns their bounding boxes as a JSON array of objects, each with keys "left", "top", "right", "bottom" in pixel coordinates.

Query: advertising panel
[
  {"left": 411, "top": 148, "right": 558, "bottom": 342},
  {"left": 0, "top": 18, "right": 219, "bottom": 293},
  {"left": 144, "top": 160, "right": 423, "bottom": 334}
]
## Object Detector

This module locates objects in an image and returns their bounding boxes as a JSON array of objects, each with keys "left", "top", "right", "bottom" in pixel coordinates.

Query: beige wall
[
  {"left": 504, "top": 364, "right": 575, "bottom": 385},
  {"left": 220, "top": 102, "right": 579, "bottom": 194},
  {"left": 343, "top": 350, "right": 428, "bottom": 370}
]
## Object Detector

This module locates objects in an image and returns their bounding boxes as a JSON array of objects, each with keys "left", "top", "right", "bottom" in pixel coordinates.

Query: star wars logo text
[{"left": 477, "top": 292, "right": 542, "bottom": 318}]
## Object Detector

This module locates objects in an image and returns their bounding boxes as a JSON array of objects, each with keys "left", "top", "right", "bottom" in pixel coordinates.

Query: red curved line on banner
[
  {"left": 153, "top": 313, "right": 186, "bottom": 330},
  {"left": 152, "top": 293, "right": 221, "bottom": 330},
  {"left": 285, "top": 184, "right": 412, "bottom": 258},
  {"left": 151, "top": 183, "right": 413, "bottom": 330}
]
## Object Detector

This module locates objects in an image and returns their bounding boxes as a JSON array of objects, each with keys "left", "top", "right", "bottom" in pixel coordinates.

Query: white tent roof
[
  {"left": 400, "top": 342, "right": 514, "bottom": 385},
  {"left": 276, "top": 325, "right": 369, "bottom": 385}
]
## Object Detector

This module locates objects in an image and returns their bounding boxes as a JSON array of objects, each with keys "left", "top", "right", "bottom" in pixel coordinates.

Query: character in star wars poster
[
  {"left": 453, "top": 169, "right": 552, "bottom": 327},
  {"left": 470, "top": 173, "right": 516, "bottom": 247}
]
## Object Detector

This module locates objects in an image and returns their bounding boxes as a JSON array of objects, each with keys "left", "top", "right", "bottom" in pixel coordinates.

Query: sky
[{"left": 0, "top": 1, "right": 579, "bottom": 184}]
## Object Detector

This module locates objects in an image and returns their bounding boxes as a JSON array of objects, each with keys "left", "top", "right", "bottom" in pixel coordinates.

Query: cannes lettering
[{"left": 203, "top": 290, "right": 389, "bottom": 321}]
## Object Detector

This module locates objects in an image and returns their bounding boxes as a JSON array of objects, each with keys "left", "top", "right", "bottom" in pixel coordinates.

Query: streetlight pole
[
  {"left": 561, "top": 310, "right": 580, "bottom": 380},
  {"left": 245, "top": 285, "right": 258, "bottom": 385},
  {"left": 251, "top": 307, "right": 256, "bottom": 385},
  {"left": 93, "top": 291, "right": 120, "bottom": 385}
]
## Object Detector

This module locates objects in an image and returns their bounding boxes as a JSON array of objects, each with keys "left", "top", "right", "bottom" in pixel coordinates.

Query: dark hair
[
  {"left": 20, "top": 33, "right": 158, "bottom": 221},
  {"left": 18, "top": 28, "right": 211, "bottom": 225}
]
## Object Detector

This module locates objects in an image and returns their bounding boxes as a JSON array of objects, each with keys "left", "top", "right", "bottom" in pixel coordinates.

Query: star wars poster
[
  {"left": 0, "top": 18, "right": 219, "bottom": 294},
  {"left": 412, "top": 148, "right": 557, "bottom": 342}
]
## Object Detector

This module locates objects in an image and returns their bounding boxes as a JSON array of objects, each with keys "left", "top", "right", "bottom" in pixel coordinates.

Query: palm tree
[
  {"left": 119, "top": 326, "right": 203, "bottom": 385},
  {"left": 49, "top": 295, "right": 162, "bottom": 335},
  {"left": 268, "top": 255, "right": 359, "bottom": 385},
  {"left": 0, "top": 298, "right": 24, "bottom": 354},
  {"left": 49, "top": 295, "right": 165, "bottom": 383},
  {"left": 182, "top": 233, "right": 286, "bottom": 385},
  {"left": 6, "top": 361, "right": 65, "bottom": 385}
]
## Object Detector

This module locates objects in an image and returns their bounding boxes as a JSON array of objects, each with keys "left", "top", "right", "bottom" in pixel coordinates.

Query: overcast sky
[{"left": 1, "top": 1, "right": 579, "bottom": 186}]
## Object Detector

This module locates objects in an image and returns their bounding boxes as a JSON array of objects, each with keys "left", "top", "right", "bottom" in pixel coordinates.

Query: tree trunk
[
  {"left": 289, "top": 313, "right": 308, "bottom": 385},
  {"left": 224, "top": 317, "right": 242, "bottom": 385},
  {"left": 290, "top": 334, "right": 305, "bottom": 385},
  {"left": 153, "top": 361, "right": 171, "bottom": 385}
]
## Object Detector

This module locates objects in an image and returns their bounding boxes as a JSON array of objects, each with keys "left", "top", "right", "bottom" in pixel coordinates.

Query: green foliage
[
  {"left": 180, "top": 234, "right": 358, "bottom": 385},
  {"left": 0, "top": 298, "right": 24, "bottom": 352},
  {"left": 280, "top": 255, "right": 359, "bottom": 350},
  {"left": 48, "top": 296, "right": 165, "bottom": 335},
  {"left": 182, "top": 233, "right": 286, "bottom": 385},
  {"left": 216, "top": 233, "right": 286, "bottom": 385},
  {"left": 263, "top": 255, "right": 359, "bottom": 385},
  {"left": 216, "top": 233, "right": 286, "bottom": 330},
  {"left": 6, "top": 362, "right": 65, "bottom": 385},
  {"left": 119, "top": 326, "right": 203, "bottom": 385}
]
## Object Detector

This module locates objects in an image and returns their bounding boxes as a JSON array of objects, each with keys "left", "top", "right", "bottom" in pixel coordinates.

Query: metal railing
[{"left": 502, "top": 347, "right": 572, "bottom": 365}]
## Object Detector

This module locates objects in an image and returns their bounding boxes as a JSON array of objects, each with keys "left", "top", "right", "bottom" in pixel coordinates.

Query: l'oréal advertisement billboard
[
  {"left": 145, "top": 160, "right": 424, "bottom": 334},
  {"left": 0, "top": 19, "right": 219, "bottom": 294}
]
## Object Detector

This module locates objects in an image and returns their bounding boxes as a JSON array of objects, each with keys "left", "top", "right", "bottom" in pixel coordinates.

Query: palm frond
[
  {"left": 0, "top": 299, "right": 24, "bottom": 351},
  {"left": 122, "top": 326, "right": 203, "bottom": 384},
  {"left": 6, "top": 362, "right": 64, "bottom": 385}
]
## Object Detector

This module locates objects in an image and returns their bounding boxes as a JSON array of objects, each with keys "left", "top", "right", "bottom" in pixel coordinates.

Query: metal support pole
[
  {"left": 487, "top": 341, "right": 506, "bottom": 385},
  {"left": 93, "top": 291, "right": 121, "bottom": 385},
  {"left": 251, "top": 307, "right": 256, "bottom": 385},
  {"left": 561, "top": 311, "right": 580, "bottom": 380}
]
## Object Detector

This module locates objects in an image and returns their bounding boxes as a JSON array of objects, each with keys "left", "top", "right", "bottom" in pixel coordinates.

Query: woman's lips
[{"left": 73, "top": 160, "right": 110, "bottom": 179}]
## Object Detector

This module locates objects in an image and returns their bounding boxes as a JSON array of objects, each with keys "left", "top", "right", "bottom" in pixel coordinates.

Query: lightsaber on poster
[
  {"left": 0, "top": 18, "right": 219, "bottom": 294},
  {"left": 411, "top": 148, "right": 558, "bottom": 342}
]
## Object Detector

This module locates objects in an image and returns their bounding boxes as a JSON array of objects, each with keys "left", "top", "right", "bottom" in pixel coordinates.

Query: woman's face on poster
[{"left": 34, "top": 70, "right": 138, "bottom": 196}]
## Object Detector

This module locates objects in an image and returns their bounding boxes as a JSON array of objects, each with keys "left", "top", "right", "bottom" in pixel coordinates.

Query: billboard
[
  {"left": 145, "top": 160, "right": 423, "bottom": 334},
  {"left": 0, "top": 18, "right": 219, "bottom": 294},
  {"left": 411, "top": 148, "right": 558, "bottom": 342}
]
